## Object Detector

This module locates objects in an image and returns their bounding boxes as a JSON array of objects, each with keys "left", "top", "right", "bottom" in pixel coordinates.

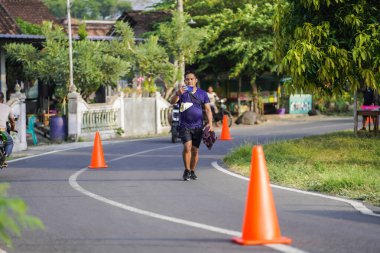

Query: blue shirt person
[{"left": 170, "top": 70, "right": 213, "bottom": 181}]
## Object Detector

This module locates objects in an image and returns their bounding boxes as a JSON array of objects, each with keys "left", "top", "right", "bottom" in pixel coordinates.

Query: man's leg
[
  {"left": 182, "top": 141, "right": 192, "bottom": 170},
  {"left": 4, "top": 132, "right": 13, "bottom": 157},
  {"left": 190, "top": 146, "right": 199, "bottom": 171}
]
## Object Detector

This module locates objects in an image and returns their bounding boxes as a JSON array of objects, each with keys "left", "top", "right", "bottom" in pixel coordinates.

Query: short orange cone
[
  {"left": 88, "top": 131, "right": 108, "bottom": 169},
  {"left": 232, "top": 145, "right": 291, "bottom": 245},
  {"left": 219, "top": 115, "right": 232, "bottom": 140}
]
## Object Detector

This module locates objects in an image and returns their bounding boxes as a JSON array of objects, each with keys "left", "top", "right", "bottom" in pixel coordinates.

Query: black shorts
[{"left": 179, "top": 127, "right": 203, "bottom": 148}]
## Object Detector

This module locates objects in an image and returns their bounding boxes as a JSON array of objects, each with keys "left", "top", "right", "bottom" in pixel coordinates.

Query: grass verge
[{"left": 223, "top": 131, "right": 380, "bottom": 207}]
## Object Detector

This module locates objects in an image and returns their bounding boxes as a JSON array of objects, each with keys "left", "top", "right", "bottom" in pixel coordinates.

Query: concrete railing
[
  {"left": 68, "top": 90, "right": 171, "bottom": 140},
  {"left": 68, "top": 90, "right": 124, "bottom": 140}
]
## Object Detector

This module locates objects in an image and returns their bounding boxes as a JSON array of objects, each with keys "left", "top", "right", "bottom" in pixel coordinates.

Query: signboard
[
  {"left": 260, "top": 91, "right": 278, "bottom": 103},
  {"left": 229, "top": 92, "right": 252, "bottom": 101},
  {"left": 289, "top": 94, "right": 312, "bottom": 114}
]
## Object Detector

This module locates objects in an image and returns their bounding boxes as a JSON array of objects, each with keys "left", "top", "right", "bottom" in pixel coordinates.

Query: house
[
  {"left": 109, "top": 10, "right": 170, "bottom": 38},
  {"left": 60, "top": 18, "right": 116, "bottom": 37},
  {"left": 0, "top": 0, "right": 57, "bottom": 99}
]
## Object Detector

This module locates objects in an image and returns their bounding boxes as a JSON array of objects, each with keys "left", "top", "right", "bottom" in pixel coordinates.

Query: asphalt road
[{"left": 1, "top": 117, "right": 380, "bottom": 253}]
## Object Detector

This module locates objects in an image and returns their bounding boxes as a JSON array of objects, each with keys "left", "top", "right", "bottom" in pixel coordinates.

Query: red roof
[
  {"left": 60, "top": 18, "right": 116, "bottom": 37},
  {"left": 0, "top": 0, "right": 57, "bottom": 34},
  {"left": 0, "top": 4, "right": 19, "bottom": 34},
  {"left": 0, "top": 0, "right": 57, "bottom": 25}
]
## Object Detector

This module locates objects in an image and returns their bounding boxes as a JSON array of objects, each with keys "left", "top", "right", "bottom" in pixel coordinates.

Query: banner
[{"left": 289, "top": 94, "right": 312, "bottom": 114}]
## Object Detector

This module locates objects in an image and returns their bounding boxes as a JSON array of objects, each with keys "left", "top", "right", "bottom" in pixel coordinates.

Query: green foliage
[
  {"left": 156, "top": 10, "right": 206, "bottom": 86},
  {"left": 134, "top": 35, "right": 175, "bottom": 90},
  {"left": 5, "top": 21, "right": 131, "bottom": 104},
  {"left": 199, "top": 2, "right": 276, "bottom": 80},
  {"left": 0, "top": 184, "right": 44, "bottom": 247},
  {"left": 274, "top": 0, "right": 380, "bottom": 95},
  {"left": 77, "top": 22, "right": 88, "bottom": 40},
  {"left": 224, "top": 131, "right": 380, "bottom": 206},
  {"left": 15, "top": 18, "right": 43, "bottom": 35},
  {"left": 42, "top": 0, "right": 132, "bottom": 19},
  {"left": 115, "top": 127, "right": 124, "bottom": 136}
]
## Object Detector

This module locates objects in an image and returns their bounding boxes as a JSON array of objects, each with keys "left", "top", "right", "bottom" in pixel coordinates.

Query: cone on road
[
  {"left": 219, "top": 115, "right": 232, "bottom": 140},
  {"left": 88, "top": 131, "right": 108, "bottom": 169},
  {"left": 232, "top": 145, "right": 291, "bottom": 245}
]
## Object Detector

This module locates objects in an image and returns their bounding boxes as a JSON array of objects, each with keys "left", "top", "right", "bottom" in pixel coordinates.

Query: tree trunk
[
  {"left": 237, "top": 76, "right": 242, "bottom": 115},
  {"left": 252, "top": 80, "right": 259, "bottom": 114}
]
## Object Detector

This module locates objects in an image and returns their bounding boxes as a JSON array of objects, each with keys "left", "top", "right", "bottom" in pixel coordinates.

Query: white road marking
[
  {"left": 212, "top": 162, "right": 380, "bottom": 218},
  {"left": 69, "top": 146, "right": 308, "bottom": 253}
]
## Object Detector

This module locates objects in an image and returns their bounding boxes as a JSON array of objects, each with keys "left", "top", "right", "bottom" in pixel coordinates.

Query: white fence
[{"left": 68, "top": 91, "right": 171, "bottom": 140}]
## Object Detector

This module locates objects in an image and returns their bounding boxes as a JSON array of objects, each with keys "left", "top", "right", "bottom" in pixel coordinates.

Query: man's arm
[
  {"left": 170, "top": 90, "right": 180, "bottom": 104},
  {"left": 204, "top": 103, "right": 214, "bottom": 132},
  {"left": 170, "top": 84, "right": 185, "bottom": 104},
  {"left": 9, "top": 115, "right": 15, "bottom": 131}
]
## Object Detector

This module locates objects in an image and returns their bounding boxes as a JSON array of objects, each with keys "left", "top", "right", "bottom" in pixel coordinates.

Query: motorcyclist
[
  {"left": 0, "top": 92, "right": 15, "bottom": 167},
  {"left": 207, "top": 86, "right": 220, "bottom": 126}
]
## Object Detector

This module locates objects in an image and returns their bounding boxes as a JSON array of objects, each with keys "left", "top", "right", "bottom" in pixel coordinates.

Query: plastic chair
[{"left": 26, "top": 115, "right": 38, "bottom": 145}]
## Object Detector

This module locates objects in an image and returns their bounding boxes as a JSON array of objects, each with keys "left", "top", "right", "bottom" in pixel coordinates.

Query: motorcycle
[
  {"left": 0, "top": 122, "right": 17, "bottom": 169},
  {"left": 213, "top": 98, "right": 233, "bottom": 127},
  {"left": 170, "top": 104, "right": 180, "bottom": 143}
]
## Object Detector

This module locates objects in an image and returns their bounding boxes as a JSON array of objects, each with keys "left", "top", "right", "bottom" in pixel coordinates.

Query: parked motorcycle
[
  {"left": 213, "top": 98, "right": 233, "bottom": 127},
  {"left": 170, "top": 104, "right": 180, "bottom": 143}
]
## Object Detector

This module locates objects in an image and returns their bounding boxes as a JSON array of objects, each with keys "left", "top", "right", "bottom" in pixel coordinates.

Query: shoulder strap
[{"left": 189, "top": 92, "right": 203, "bottom": 105}]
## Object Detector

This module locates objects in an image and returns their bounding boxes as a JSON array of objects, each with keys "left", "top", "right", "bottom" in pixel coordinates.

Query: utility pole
[
  {"left": 177, "top": 0, "right": 185, "bottom": 84},
  {"left": 66, "top": 0, "right": 75, "bottom": 91}
]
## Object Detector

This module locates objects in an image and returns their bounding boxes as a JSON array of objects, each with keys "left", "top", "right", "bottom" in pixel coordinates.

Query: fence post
[
  {"left": 9, "top": 84, "right": 27, "bottom": 151},
  {"left": 68, "top": 89, "right": 82, "bottom": 141}
]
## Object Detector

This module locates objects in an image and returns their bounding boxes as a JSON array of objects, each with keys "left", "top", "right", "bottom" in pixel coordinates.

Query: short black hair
[
  {"left": 0, "top": 91, "right": 4, "bottom": 102},
  {"left": 184, "top": 69, "right": 197, "bottom": 77}
]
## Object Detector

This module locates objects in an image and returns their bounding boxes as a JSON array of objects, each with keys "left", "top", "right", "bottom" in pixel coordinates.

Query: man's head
[
  {"left": 184, "top": 70, "right": 198, "bottom": 87},
  {"left": 0, "top": 92, "right": 4, "bottom": 103},
  {"left": 207, "top": 86, "right": 214, "bottom": 93}
]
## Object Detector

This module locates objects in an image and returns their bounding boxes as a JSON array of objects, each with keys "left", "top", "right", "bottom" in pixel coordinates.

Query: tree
[
  {"left": 189, "top": 1, "right": 276, "bottom": 113},
  {"left": 5, "top": 22, "right": 131, "bottom": 106},
  {"left": 157, "top": 10, "right": 206, "bottom": 97},
  {"left": 152, "top": 1, "right": 277, "bottom": 113},
  {"left": 42, "top": 0, "right": 132, "bottom": 19},
  {"left": 274, "top": 0, "right": 380, "bottom": 95}
]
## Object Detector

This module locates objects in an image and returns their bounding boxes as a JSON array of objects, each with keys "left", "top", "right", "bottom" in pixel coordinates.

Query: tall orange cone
[
  {"left": 219, "top": 115, "right": 232, "bottom": 140},
  {"left": 88, "top": 131, "right": 108, "bottom": 169},
  {"left": 232, "top": 145, "right": 291, "bottom": 245}
]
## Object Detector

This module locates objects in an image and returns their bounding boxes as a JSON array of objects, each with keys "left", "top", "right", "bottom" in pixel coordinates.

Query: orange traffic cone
[
  {"left": 232, "top": 145, "right": 291, "bottom": 245},
  {"left": 219, "top": 115, "right": 232, "bottom": 140},
  {"left": 88, "top": 131, "right": 108, "bottom": 169}
]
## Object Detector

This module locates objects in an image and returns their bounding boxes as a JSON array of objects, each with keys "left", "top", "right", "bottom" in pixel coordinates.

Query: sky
[{"left": 129, "top": 0, "right": 162, "bottom": 10}]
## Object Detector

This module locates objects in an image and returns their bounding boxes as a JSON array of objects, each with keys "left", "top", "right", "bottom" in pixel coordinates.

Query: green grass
[{"left": 224, "top": 131, "right": 380, "bottom": 206}]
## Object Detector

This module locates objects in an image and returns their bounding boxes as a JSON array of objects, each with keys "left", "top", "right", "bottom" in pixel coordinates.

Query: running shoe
[
  {"left": 190, "top": 171, "right": 197, "bottom": 180},
  {"left": 183, "top": 169, "right": 191, "bottom": 181}
]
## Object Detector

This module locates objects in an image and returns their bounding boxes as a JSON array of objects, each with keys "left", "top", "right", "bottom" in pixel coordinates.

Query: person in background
[
  {"left": 170, "top": 70, "right": 213, "bottom": 181},
  {"left": 0, "top": 92, "right": 16, "bottom": 168},
  {"left": 361, "top": 87, "right": 375, "bottom": 130},
  {"left": 207, "top": 86, "right": 220, "bottom": 126}
]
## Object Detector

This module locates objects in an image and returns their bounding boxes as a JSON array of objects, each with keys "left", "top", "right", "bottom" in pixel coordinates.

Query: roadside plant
[{"left": 0, "top": 184, "right": 44, "bottom": 247}]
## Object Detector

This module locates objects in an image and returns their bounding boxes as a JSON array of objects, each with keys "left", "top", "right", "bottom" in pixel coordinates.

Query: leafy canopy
[
  {"left": 0, "top": 184, "right": 44, "bottom": 247},
  {"left": 154, "top": 0, "right": 277, "bottom": 83},
  {"left": 274, "top": 0, "right": 380, "bottom": 94},
  {"left": 5, "top": 21, "right": 131, "bottom": 102},
  {"left": 42, "top": 0, "right": 132, "bottom": 19}
]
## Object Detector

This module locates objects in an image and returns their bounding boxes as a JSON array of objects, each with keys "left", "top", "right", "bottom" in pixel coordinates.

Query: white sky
[{"left": 129, "top": 0, "right": 162, "bottom": 10}]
